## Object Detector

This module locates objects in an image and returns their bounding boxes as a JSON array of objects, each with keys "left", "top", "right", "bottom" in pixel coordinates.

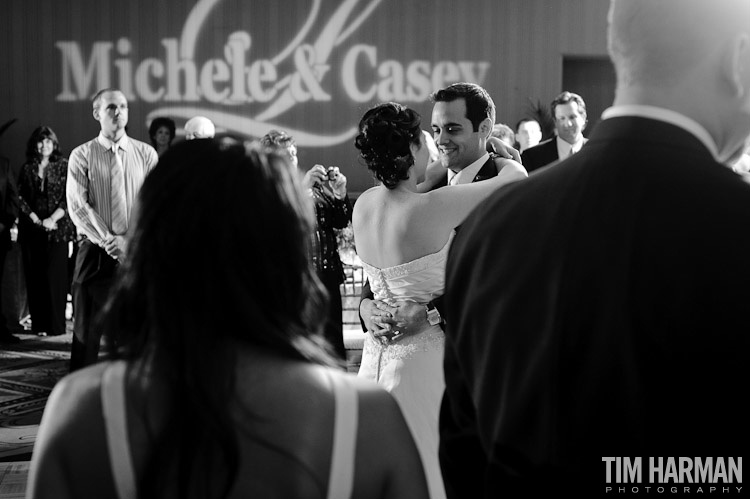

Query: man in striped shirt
[{"left": 66, "top": 88, "right": 158, "bottom": 371}]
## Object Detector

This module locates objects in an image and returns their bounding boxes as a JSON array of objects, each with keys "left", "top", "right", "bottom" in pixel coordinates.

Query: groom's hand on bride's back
[
  {"left": 361, "top": 299, "right": 434, "bottom": 342},
  {"left": 386, "top": 300, "right": 431, "bottom": 336}
]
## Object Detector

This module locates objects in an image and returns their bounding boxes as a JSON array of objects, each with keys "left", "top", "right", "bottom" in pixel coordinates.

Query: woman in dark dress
[{"left": 17, "top": 126, "right": 76, "bottom": 336}]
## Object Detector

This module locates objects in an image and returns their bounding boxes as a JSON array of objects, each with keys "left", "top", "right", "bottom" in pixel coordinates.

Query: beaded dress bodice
[{"left": 359, "top": 232, "right": 454, "bottom": 372}]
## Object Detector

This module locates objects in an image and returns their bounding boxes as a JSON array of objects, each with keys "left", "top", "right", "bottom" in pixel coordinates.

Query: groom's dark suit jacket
[
  {"left": 358, "top": 158, "right": 498, "bottom": 332},
  {"left": 441, "top": 117, "right": 750, "bottom": 497}
]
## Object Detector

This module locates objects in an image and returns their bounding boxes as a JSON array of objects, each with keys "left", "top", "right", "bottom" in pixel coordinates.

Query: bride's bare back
[{"left": 353, "top": 160, "right": 526, "bottom": 269}]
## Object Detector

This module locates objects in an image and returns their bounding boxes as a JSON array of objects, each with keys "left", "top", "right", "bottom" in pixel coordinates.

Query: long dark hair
[
  {"left": 355, "top": 102, "right": 422, "bottom": 189},
  {"left": 25, "top": 126, "right": 63, "bottom": 163},
  {"left": 102, "top": 138, "right": 335, "bottom": 498}
]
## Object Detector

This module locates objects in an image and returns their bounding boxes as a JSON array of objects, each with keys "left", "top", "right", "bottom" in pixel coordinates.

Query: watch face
[{"left": 427, "top": 309, "right": 440, "bottom": 326}]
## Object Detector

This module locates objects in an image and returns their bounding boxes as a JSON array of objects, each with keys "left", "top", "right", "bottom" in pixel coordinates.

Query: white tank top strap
[
  {"left": 101, "top": 360, "right": 137, "bottom": 499},
  {"left": 326, "top": 370, "right": 359, "bottom": 499}
]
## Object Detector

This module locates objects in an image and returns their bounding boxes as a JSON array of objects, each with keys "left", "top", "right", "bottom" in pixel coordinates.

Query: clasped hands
[
  {"left": 103, "top": 234, "right": 126, "bottom": 261},
  {"left": 31, "top": 214, "right": 57, "bottom": 232},
  {"left": 360, "top": 298, "right": 429, "bottom": 344}
]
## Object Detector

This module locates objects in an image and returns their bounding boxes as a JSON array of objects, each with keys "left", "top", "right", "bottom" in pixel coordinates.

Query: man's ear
[
  {"left": 92, "top": 106, "right": 100, "bottom": 122},
  {"left": 724, "top": 33, "right": 749, "bottom": 100},
  {"left": 478, "top": 118, "right": 493, "bottom": 139}
]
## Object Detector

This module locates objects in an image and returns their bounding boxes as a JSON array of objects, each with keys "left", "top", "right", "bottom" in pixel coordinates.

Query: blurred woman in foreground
[{"left": 27, "top": 139, "right": 428, "bottom": 499}]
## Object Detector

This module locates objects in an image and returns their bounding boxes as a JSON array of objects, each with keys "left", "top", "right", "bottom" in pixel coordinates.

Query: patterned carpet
[
  {"left": 0, "top": 331, "right": 72, "bottom": 462},
  {"left": 0, "top": 462, "right": 27, "bottom": 499}
]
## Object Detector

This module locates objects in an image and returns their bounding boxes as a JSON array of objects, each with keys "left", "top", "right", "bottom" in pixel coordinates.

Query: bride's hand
[
  {"left": 363, "top": 299, "right": 397, "bottom": 342},
  {"left": 361, "top": 299, "right": 393, "bottom": 331},
  {"left": 487, "top": 136, "right": 522, "bottom": 163},
  {"left": 367, "top": 316, "right": 399, "bottom": 344},
  {"left": 417, "top": 159, "right": 446, "bottom": 193}
]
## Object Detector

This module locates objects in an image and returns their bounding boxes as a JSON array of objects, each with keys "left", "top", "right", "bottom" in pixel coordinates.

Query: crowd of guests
[
  {"left": 0, "top": 112, "right": 221, "bottom": 344},
  {"left": 6, "top": 0, "right": 749, "bottom": 497}
]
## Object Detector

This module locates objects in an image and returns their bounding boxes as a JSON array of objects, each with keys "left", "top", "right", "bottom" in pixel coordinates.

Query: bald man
[
  {"left": 184, "top": 116, "right": 215, "bottom": 140},
  {"left": 440, "top": 0, "right": 750, "bottom": 495}
]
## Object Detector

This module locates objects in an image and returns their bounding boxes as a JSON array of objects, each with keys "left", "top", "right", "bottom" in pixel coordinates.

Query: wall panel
[{"left": 0, "top": 0, "right": 610, "bottom": 192}]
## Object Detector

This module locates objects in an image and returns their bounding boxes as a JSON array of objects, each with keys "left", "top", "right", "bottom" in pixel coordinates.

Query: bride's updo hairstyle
[{"left": 355, "top": 102, "right": 422, "bottom": 189}]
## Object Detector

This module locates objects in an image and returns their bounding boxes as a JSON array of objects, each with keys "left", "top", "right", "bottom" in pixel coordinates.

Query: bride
[{"left": 352, "top": 102, "right": 527, "bottom": 499}]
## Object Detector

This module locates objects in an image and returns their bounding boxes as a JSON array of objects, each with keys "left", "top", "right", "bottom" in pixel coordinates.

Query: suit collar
[
  {"left": 602, "top": 105, "right": 718, "bottom": 161},
  {"left": 474, "top": 157, "right": 498, "bottom": 181},
  {"left": 556, "top": 135, "right": 587, "bottom": 159},
  {"left": 589, "top": 116, "right": 715, "bottom": 163},
  {"left": 450, "top": 152, "right": 490, "bottom": 185}
]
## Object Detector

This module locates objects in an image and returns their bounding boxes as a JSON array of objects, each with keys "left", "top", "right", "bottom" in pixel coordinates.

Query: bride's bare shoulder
[
  {"left": 352, "top": 186, "right": 380, "bottom": 220},
  {"left": 355, "top": 186, "right": 380, "bottom": 202}
]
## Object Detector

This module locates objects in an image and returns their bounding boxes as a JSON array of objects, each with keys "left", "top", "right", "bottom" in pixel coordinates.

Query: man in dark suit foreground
[{"left": 441, "top": 0, "right": 750, "bottom": 496}]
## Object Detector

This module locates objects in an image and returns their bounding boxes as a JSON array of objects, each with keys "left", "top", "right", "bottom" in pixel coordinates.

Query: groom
[
  {"left": 358, "top": 82, "right": 514, "bottom": 337},
  {"left": 358, "top": 83, "right": 518, "bottom": 499}
]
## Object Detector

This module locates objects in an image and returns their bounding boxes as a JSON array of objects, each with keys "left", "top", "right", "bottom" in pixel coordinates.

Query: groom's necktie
[{"left": 110, "top": 144, "right": 128, "bottom": 235}]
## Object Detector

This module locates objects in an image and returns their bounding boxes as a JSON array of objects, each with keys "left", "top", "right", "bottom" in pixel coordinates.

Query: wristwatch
[{"left": 426, "top": 302, "right": 443, "bottom": 326}]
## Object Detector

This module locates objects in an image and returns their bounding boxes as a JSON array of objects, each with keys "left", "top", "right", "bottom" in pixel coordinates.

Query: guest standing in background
[
  {"left": 17, "top": 126, "right": 76, "bottom": 337},
  {"left": 184, "top": 116, "right": 216, "bottom": 140},
  {"left": 0, "top": 153, "right": 19, "bottom": 344},
  {"left": 148, "top": 117, "right": 176, "bottom": 157},
  {"left": 515, "top": 118, "right": 542, "bottom": 154},
  {"left": 67, "top": 88, "right": 157, "bottom": 371},
  {"left": 261, "top": 130, "right": 351, "bottom": 360},
  {"left": 490, "top": 123, "right": 515, "bottom": 148},
  {"left": 521, "top": 91, "right": 589, "bottom": 172}
]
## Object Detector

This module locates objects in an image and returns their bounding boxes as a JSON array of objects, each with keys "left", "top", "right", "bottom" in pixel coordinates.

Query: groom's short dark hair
[{"left": 431, "top": 82, "right": 496, "bottom": 132}]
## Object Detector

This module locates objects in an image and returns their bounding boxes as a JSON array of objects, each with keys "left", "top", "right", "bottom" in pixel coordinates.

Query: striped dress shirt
[{"left": 67, "top": 132, "right": 157, "bottom": 246}]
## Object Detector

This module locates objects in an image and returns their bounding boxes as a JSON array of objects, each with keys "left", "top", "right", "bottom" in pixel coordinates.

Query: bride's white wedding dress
[{"left": 357, "top": 232, "right": 453, "bottom": 499}]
